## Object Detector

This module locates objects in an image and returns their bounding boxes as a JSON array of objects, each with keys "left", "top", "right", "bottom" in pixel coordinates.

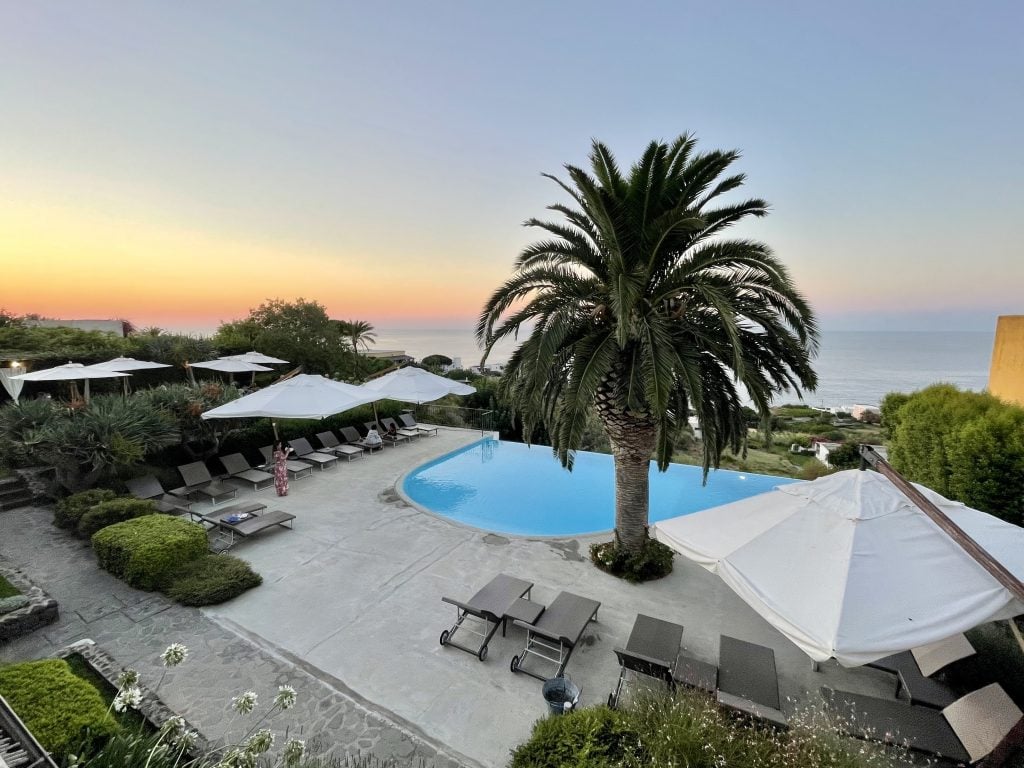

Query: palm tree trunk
[{"left": 611, "top": 429, "right": 654, "bottom": 550}]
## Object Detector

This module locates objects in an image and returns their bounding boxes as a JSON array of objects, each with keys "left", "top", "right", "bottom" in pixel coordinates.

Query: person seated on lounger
[
  {"left": 365, "top": 428, "right": 383, "bottom": 447},
  {"left": 385, "top": 422, "right": 398, "bottom": 439}
]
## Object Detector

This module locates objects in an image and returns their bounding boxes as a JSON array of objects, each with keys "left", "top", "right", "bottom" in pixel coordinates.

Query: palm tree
[
  {"left": 478, "top": 135, "right": 818, "bottom": 552},
  {"left": 338, "top": 319, "right": 377, "bottom": 377}
]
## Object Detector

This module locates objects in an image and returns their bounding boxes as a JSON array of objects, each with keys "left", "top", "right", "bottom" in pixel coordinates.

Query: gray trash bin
[{"left": 542, "top": 676, "right": 580, "bottom": 716}]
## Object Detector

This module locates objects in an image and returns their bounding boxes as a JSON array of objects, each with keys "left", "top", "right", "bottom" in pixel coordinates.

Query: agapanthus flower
[
  {"left": 160, "top": 715, "right": 185, "bottom": 739},
  {"left": 231, "top": 690, "right": 258, "bottom": 715},
  {"left": 113, "top": 686, "right": 143, "bottom": 712},
  {"left": 274, "top": 684, "right": 297, "bottom": 710},
  {"left": 245, "top": 728, "right": 274, "bottom": 755},
  {"left": 176, "top": 729, "right": 200, "bottom": 751},
  {"left": 282, "top": 738, "right": 306, "bottom": 767},
  {"left": 161, "top": 643, "right": 189, "bottom": 667},
  {"left": 116, "top": 668, "right": 139, "bottom": 689}
]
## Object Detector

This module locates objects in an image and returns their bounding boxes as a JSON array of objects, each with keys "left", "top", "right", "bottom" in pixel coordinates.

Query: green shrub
[
  {"left": 590, "top": 536, "right": 674, "bottom": 583},
  {"left": 0, "top": 573, "right": 20, "bottom": 599},
  {"left": 0, "top": 659, "right": 119, "bottom": 760},
  {"left": 166, "top": 554, "right": 263, "bottom": 606},
  {"left": 53, "top": 488, "right": 118, "bottom": 529},
  {"left": 0, "top": 594, "right": 29, "bottom": 614},
  {"left": 509, "top": 706, "right": 634, "bottom": 768},
  {"left": 78, "top": 497, "right": 160, "bottom": 538},
  {"left": 93, "top": 515, "right": 208, "bottom": 591}
]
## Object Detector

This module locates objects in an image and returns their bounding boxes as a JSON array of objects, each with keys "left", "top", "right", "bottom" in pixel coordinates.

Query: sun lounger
[
  {"left": 193, "top": 500, "right": 266, "bottom": 524},
  {"left": 174, "top": 462, "right": 238, "bottom": 504},
  {"left": 287, "top": 437, "right": 338, "bottom": 470},
  {"left": 339, "top": 426, "right": 382, "bottom": 453},
  {"left": 510, "top": 590, "right": 601, "bottom": 681},
  {"left": 822, "top": 683, "right": 1023, "bottom": 765},
  {"left": 365, "top": 421, "right": 408, "bottom": 446},
  {"left": 380, "top": 417, "right": 419, "bottom": 440},
  {"left": 716, "top": 636, "right": 788, "bottom": 728},
  {"left": 219, "top": 453, "right": 274, "bottom": 490},
  {"left": 259, "top": 446, "right": 315, "bottom": 480},
  {"left": 125, "top": 475, "right": 193, "bottom": 515},
  {"left": 203, "top": 505, "right": 295, "bottom": 552},
  {"left": 866, "top": 637, "right": 970, "bottom": 709},
  {"left": 315, "top": 431, "right": 365, "bottom": 461},
  {"left": 399, "top": 413, "right": 439, "bottom": 436},
  {"left": 608, "top": 614, "right": 685, "bottom": 708},
  {"left": 439, "top": 573, "right": 543, "bottom": 661}
]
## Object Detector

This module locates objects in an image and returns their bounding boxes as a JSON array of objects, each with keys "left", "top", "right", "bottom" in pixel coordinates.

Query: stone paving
[{"left": 0, "top": 504, "right": 477, "bottom": 768}]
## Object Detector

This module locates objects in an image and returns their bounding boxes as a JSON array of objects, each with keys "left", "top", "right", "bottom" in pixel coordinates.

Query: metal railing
[{"left": 407, "top": 404, "right": 495, "bottom": 436}]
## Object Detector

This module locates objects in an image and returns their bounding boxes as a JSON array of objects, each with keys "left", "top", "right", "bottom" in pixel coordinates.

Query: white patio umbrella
[
  {"left": 91, "top": 357, "right": 173, "bottom": 394},
  {"left": 200, "top": 374, "right": 381, "bottom": 438},
  {"left": 219, "top": 351, "right": 289, "bottom": 365},
  {"left": 189, "top": 360, "right": 273, "bottom": 374},
  {"left": 11, "top": 362, "right": 129, "bottom": 402},
  {"left": 652, "top": 469, "right": 1024, "bottom": 667},
  {"left": 361, "top": 366, "right": 475, "bottom": 403}
]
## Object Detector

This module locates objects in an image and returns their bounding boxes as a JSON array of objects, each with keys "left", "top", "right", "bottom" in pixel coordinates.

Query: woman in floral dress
[{"left": 273, "top": 442, "right": 292, "bottom": 496}]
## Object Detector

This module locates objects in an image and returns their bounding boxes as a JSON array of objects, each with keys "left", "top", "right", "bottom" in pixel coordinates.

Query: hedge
[
  {"left": 0, "top": 659, "right": 119, "bottom": 759},
  {"left": 77, "top": 497, "right": 160, "bottom": 539},
  {"left": 92, "top": 515, "right": 208, "bottom": 591},
  {"left": 53, "top": 488, "right": 118, "bottom": 529},
  {"left": 166, "top": 553, "right": 263, "bottom": 606}
]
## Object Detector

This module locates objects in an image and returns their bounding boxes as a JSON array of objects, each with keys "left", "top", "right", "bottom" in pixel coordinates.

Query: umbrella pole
[
  {"left": 272, "top": 421, "right": 279, "bottom": 441},
  {"left": 84, "top": 379, "right": 90, "bottom": 403}
]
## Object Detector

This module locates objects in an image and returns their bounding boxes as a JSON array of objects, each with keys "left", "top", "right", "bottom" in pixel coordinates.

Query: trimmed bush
[
  {"left": 78, "top": 497, "right": 160, "bottom": 538},
  {"left": 0, "top": 573, "right": 19, "bottom": 599},
  {"left": 53, "top": 488, "right": 118, "bottom": 529},
  {"left": 166, "top": 553, "right": 263, "bottom": 606},
  {"left": 93, "top": 515, "right": 208, "bottom": 591},
  {"left": 0, "top": 659, "right": 119, "bottom": 760},
  {"left": 509, "top": 706, "right": 633, "bottom": 768},
  {"left": 0, "top": 594, "right": 29, "bottom": 614},
  {"left": 590, "top": 536, "right": 674, "bottom": 583}
]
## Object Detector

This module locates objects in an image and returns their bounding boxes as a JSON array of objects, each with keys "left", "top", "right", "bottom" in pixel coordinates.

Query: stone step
[
  {"left": 0, "top": 491, "right": 33, "bottom": 511},
  {"left": 0, "top": 476, "right": 25, "bottom": 489},
  {"left": 0, "top": 484, "right": 29, "bottom": 499}
]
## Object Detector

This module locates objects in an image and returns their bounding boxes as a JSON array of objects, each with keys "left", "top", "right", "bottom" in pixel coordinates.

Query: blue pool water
[{"left": 402, "top": 439, "right": 796, "bottom": 536}]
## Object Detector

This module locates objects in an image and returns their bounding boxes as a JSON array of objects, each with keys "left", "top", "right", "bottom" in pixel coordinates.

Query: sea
[{"left": 374, "top": 329, "right": 995, "bottom": 409}]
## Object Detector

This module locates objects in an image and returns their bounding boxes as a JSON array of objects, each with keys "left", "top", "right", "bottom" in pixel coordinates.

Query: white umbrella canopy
[
  {"left": 361, "top": 366, "right": 475, "bottom": 403},
  {"left": 201, "top": 374, "right": 380, "bottom": 420},
  {"left": 220, "top": 351, "right": 289, "bottom": 365},
  {"left": 189, "top": 360, "right": 273, "bottom": 373},
  {"left": 11, "top": 362, "right": 130, "bottom": 402},
  {"left": 91, "top": 357, "right": 172, "bottom": 371},
  {"left": 652, "top": 469, "right": 1024, "bottom": 667}
]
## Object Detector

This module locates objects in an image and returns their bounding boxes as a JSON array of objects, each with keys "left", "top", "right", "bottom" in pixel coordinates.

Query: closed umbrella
[
  {"left": 11, "top": 362, "right": 129, "bottom": 402},
  {"left": 652, "top": 469, "right": 1024, "bottom": 667}
]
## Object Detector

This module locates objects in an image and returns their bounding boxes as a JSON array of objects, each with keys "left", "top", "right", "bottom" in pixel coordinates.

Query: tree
[
  {"left": 335, "top": 319, "right": 377, "bottom": 378},
  {"left": 421, "top": 354, "right": 453, "bottom": 371},
  {"left": 213, "top": 299, "right": 347, "bottom": 376},
  {"left": 825, "top": 442, "right": 861, "bottom": 470},
  {"left": 478, "top": 135, "right": 818, "bottom": 552}
]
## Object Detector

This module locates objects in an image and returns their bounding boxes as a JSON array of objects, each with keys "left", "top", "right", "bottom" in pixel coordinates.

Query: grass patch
[
  {"left": 64, "top": 653, "right": 154, "bottom": 734},
  {"left": 0, "top": 573, "right": 20, "bottom": 599}
]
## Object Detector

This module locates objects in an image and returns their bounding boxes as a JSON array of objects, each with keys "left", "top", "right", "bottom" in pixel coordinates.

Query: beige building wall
[{"left": 989, "top": 315, "right": 1024, "bottom": 407}]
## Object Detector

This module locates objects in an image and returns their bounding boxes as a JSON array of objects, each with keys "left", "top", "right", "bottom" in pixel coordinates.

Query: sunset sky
[{"left": 2, "top": 1, "right": 1022, "bottom": 333}]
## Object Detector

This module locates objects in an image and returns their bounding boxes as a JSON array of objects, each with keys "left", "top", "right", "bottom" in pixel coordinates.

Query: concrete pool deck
[{"left": 204, "top": 427, "right": 896, "bottom": 766}]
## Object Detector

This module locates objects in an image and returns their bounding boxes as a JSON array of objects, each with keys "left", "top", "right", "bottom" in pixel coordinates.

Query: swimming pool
[{"left": 401, "top": 438, "right": 796, "bottom": 536}]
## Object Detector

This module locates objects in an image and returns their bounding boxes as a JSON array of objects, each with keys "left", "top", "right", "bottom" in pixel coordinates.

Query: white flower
[
  {"left": 245, "top": 728, "right": 274, "bottom": 755},
  {"left": 282, "top": 738, "right": 306, "bottom": 767},
  {"left": 113, "top": 686, "right": 143, "bottom": 712},
  {"left": 116, "top": 668, "right": 139, "bottom": 689},
  {"left": 216, "top": 748, "right": 256, "bottom": 768},
  {"left": 231, "top": 690, "right": 258, "bottom": 715},
  {"left": 176, "top": 729, "right": 200, "bottom": 750},
  {"left": 274, "top": 684, "right": 297, "bottom": 710},
  {"left": 160, "top": 715, "right": 185, "bottom": 739},
  {"left": 161, "top": 643, "right": 189, "bottom": 667}
]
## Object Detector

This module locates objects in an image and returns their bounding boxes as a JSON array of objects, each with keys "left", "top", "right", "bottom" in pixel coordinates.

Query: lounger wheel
[
  {"left": 510, "top": 654, "right": 520, "bottom": 673},
  {"left": 439, "top": 630, "right": 450, "bottom": 647},
  {"left": 478, "top": 645, "right": 488, "bottom": 662}
]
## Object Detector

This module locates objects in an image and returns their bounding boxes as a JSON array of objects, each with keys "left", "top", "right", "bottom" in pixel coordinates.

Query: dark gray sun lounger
[
  {"left": 340, "top": 426, "right": 381, "bottom": 453},
  {"left": 439, "top": 573, "right": 543, "bottom": 661},
  {"left": 259, "top": 445, "right": 315, "bottom": 480},
  {"left": 399, "top": 413, "right": 439, "bottom": 436},
  {"left": 126, "top": 475, "right": 193, "bottom": 515},
  {"left": 316, "top": 430, "right": 364, "bottom": 461},
  {"left": 822, "top": 683, "right": 1023, "bottom": 764},
  {"left": 288, "top": 437, "right": 338, "bottom": 470},
  {"left": 866, "top": 642, "right": 966, "bottom": 709},
  {"left": 716, "top": 636, "right": 788, "bottom": 728},
  {"left": 510, "top": 591, "right": 601, "bottom": 681},
  {"left": 204, "top": 507, "right": 296, "bottom": 552},
  {"left": 609, "top": 614, "right": 685, "bottom": 708},
  {"left": 174, "top": 461, "right": 238, "bottom": 503},
  {"left": 380, "top": 417, "right": 419, "bottom": 440},
  {"left": 220, "top": 453, "right": 275, "bottom": 490},
  {"left": 365, "top": 421, "right": 408, "bottom": 446}
]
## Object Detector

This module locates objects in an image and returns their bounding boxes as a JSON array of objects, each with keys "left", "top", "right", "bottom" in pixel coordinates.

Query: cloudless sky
[{"left": 1, "top": 1, "right": 1021, "bottom": 333}]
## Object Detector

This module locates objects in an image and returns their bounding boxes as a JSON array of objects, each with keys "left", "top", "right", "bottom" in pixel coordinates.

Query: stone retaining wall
[{"left": 0, "top": 559, "right": 58, "bottom": 643}]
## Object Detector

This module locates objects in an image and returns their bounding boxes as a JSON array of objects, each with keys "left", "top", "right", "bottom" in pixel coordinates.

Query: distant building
[
  {"left": 26, "top": 318, "right": 131, "bottom": 337},
  {"left": 469, "top": 363, "right": 504, "bottom": 375},
  {"left": 851, "top": 404, "right": 881, "bottom": 422},
  {"left": 990, "top": 315, "right": 1024, "bottom": 407},
  {"left": 361, "top": 349, "right": 415, "bottom": 365},
  {"left": 441, "top": 357, "right": 463, "bottom": 373}
]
